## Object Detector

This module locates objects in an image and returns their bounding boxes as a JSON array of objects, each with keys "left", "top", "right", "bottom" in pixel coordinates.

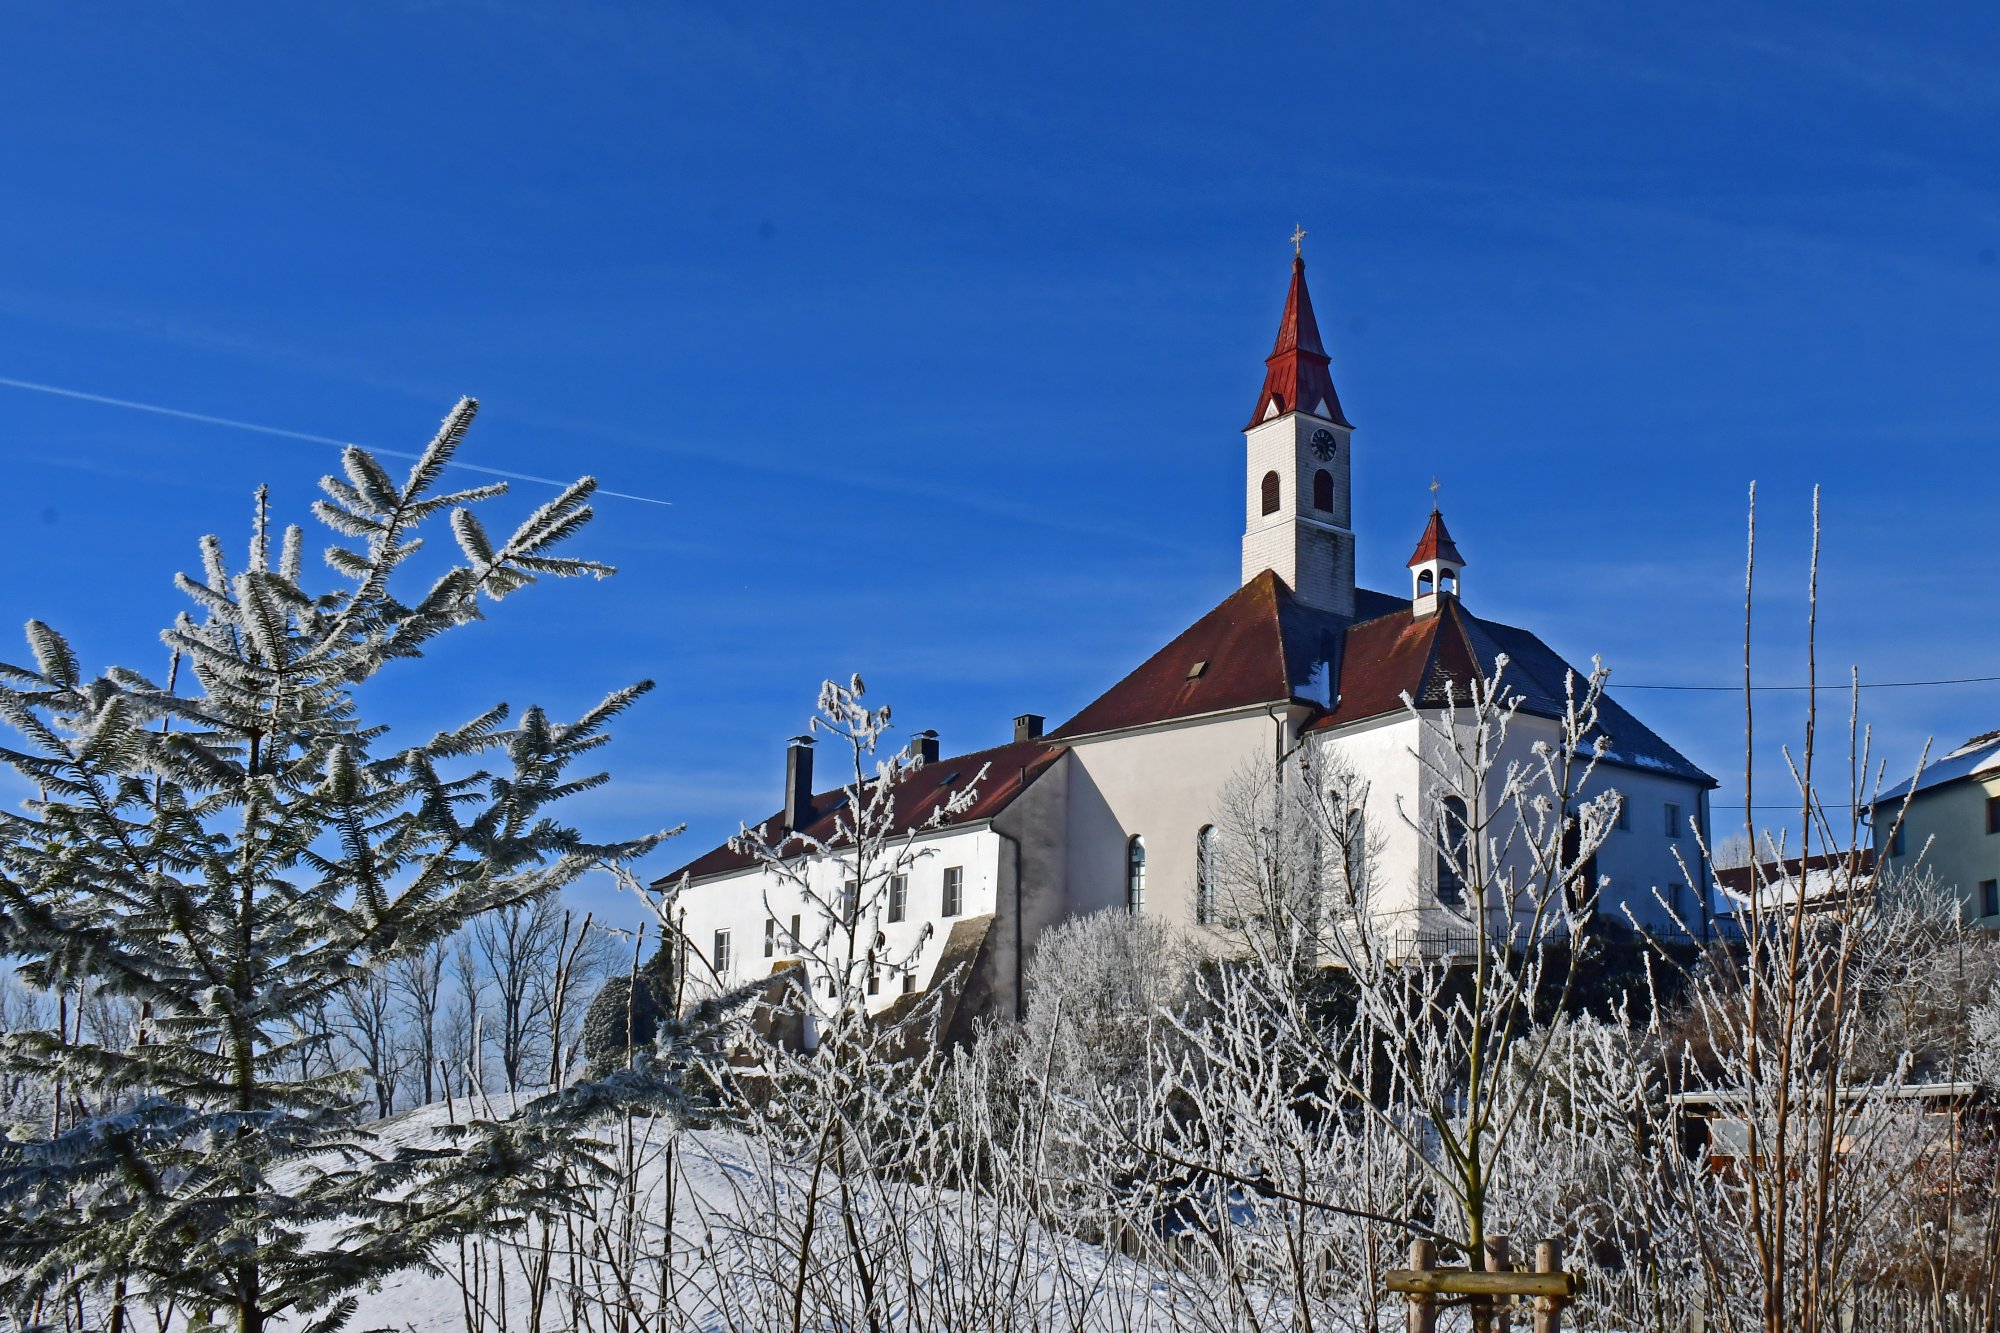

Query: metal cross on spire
[
  {"left": 1290, "top": 223, "right": 1307, "bottom": 256},
  {"left": 1429, "top": 475, "right": 1441, "bottom": 511}
]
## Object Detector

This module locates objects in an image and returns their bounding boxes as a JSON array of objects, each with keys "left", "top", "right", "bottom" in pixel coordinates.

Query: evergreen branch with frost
[{"left": 0, "top": 399, "right": 671, "bottom": 1333}]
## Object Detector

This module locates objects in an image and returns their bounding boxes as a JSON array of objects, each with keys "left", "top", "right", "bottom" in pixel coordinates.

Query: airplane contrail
[{"left": 0, "top": 375, "right": 673, "bottom": 507}]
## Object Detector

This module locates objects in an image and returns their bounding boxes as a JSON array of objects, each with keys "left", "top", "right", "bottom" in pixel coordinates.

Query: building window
[
  {"left": 1563, "top": 818, "right": 1599, "bottom": 913},
  {"left": 902, "top": 973, "right": 916, "bottom": 995},
  {"left": 866, "top": 952, "right": 879, "bottom": 995},
  {"left": 712, "top": 929, "right": 732, "bottom": 981},
  {"left": 1312, "top": 468, "right": 1333, "bottom": 512},
  {"left": 764, "top": 917, "right": 776, "bottom": 958},
  {"left": 841, "top": 879, "right": 858, "bottom": 924},
  {"left": 1260, "top": 471, "right": 1280, "bottom": 516},
  {"left": 1126, "top": 836, "right": 1147, "bottom": 913},
  {"left": 1988, "top": 795, "right": 2000, "bottom": 835},
  {"left": 1887, "top": 823, "right": 1905, "bottom": 857},
  {"left": 1668, "top": 882, "right": 1686, "bottom": 926},
  {"left": 1665, "top": 803, "right": 1682, "bottom": 839},
  {"left": 1436, "top": 797, "right": 1467, "bottom": 907},
  {"left": 942, "top": 866, "right": 963, "bottom": 918},
  {"left": 1983, "top": 881, "right": 1999, "bottom": 918},
  {"left": 1194, "top": 825, "right": 1217, "bottom": 925},
  {"left": 888, "top": 874, "right": 907, "bottom": 923},
  {"left": 1615, "top": 801, "right": 1630, "bottom": 832},
  {"left": 790, "top": 913, "right": 801, "bottom": 948}
]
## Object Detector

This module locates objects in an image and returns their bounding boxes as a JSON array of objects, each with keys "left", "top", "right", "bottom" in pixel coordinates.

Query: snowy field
[{"left": 274, "top": 1096, "right": 1218, "bottom": 1333}]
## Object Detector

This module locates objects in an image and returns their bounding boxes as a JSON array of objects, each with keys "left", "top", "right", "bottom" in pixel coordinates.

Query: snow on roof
[{"left": 1873, "top": 728, "right": 2000, "bottom": 806}]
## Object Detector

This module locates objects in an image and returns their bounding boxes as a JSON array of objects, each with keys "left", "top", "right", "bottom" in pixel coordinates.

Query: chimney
[
  {"left": 784, "top": 735, "right": 815, "bottom": 830},
  {"left": 1014, "top": 713, "right": 1045, "bottom": 743},
  {"left": 907, "top": 729, "right": 940, "bottom": 766}
]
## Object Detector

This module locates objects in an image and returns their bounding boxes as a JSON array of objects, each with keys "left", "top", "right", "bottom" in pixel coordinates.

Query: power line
[{"left": 1619, "top": 674, "right": 2000, "bottom": 693}]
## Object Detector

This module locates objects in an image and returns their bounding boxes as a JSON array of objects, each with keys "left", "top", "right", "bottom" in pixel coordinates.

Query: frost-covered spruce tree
[{"left": 0, "top": 399, "right": 665, "bottom": 1333}]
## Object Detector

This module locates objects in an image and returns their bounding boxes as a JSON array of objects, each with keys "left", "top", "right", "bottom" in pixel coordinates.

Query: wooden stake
[
  {"left": 1407, "top": 1239, "right": 1437, "bottom": 1333},
  {"left": 1486, "top": 1236, "right": 1513, "bottom": 1331},
  {"left": 1534, "top": 1239, "right": 1564, "bottom": 1333}
]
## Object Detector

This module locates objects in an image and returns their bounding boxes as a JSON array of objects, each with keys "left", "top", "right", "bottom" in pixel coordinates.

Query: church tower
[{"left": 1240, "top": 243, "right": 1356, "bottom": 617}]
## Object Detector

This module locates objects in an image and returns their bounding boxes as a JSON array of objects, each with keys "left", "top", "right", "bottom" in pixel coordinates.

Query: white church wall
[
  {"left": 1309, "top": 713, "right": 1429, "bottom": 929},
  {"left": 1062, "top": 709, "right": 1284, "bottom": 927},
  {"left": 1412, "top": 709, "right": 1714, "bottom": 941}
]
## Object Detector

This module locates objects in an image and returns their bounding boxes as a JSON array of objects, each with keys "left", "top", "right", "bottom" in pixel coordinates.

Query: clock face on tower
[{"left": 1309, "top": 428, "right": 1338, "bottom": 461}]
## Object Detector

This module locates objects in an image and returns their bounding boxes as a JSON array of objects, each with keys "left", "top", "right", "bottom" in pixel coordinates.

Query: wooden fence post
[
  {"left": 1484, "top": 1236, "right": 1512, "bottom": 1332},
  {"left": 1533, "top": 1239, "right": 1563, "bottom": 1333},
  {"left": 1407, "top": 1239, "right": 1437, "bottom": 1333}
]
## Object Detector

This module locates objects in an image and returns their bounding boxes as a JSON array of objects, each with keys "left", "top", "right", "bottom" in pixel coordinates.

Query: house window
[
  {"left": 1312, "top": 468, "right": 1333, "bottom": 512},
  {"left": 1436, "top": 797, "right": 1467, "bottom": 907},
  {"left": 1260, "top": 471, "right": 1281, "bottom": 516},
  {"left": 1668, "top": 882, "right": 1686, "bottom": 926},
  {"left": 902, "top": 973, "right": 916, "bottom": 995},
  {"left": 1126, "top": 836, "right": 1147, "bottom": 913},
  {"left": 1195, "top": 825, "right": 1217, "bottom": 925},
  {"left": 841, "top": 879, "right": 858, "bottom": 924},
  {"left": 1982, "top": 881, "right": 1999, "bottom": 918},
  {"left": 1988, "top": 795, "right": 2000, "bottom": 835},
  {"left": 1888, "top": 823, "right": 1906, "bottom": 857},
  {"left": 1665, "top": 803, "right": 1682, "bottom": 839},
  {"left": 942, "top": 866, "right": 963, "bottom": 918},
  {"left": 1615, "top": 801, "right": 1630, "bottom": 832},
  {"left": 1563, "top": 818, "right": 1599, "bottom": 913},
  {"left": 790, "top": 914, "right": 802, "bottom": 948},
  {"left": 888, "top": 874, "right": 907, "bottom": 923},
  {"left": 764, "top": 917, "right": 776, "bottom": 958},
  {"left": 867, "top": 953, "right": 879, "bottom": 995},
  {"left": 712, "top": 929, "right": 732, "bottom": 981}
]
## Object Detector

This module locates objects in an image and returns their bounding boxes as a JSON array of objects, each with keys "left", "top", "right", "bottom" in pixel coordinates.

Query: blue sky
[{"left": 1, "top": 4, "right": 1995, "bottom": 926}]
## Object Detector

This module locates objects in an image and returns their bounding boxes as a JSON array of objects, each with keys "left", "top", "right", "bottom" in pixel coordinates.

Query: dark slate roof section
[
  {"left": 659, "top": 739, "right": 1064, "bottom": 885},
  {"left": 1306, "top": 599, "right": 1714, "bottom": 786}
]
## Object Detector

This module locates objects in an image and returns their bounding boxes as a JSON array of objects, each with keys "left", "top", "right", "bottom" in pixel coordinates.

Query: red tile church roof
[
  {"left": 1406, "top": 509, "right": 1465, "bottom": 567},
  {"left": 661, "top": 738, "right": 1065, "bottom": 884},
  {"left": 1247, "top": 255, "right": 1352, "bottom": 430}
]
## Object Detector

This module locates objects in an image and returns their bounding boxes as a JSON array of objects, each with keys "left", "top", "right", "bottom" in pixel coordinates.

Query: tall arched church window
[
  {"left": 1126, "top": 836, "right": 1147, "bottom": 914},
  {"left": 1260, "top": 471, "right": 1281, "bottom": 516},
  {"left": 1195, "top": 825, "right": 1217, "bottom": 925},
  {"left": 1312, "top": 469, "right": 1334, "bottom": 512},
  {"left": 1436, "top": 796, "right": 1468, "bottom": 907}
]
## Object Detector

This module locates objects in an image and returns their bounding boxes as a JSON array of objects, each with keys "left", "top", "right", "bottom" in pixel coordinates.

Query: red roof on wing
[
  {"left": 1247, "top": 255, "right": 1352, "bottom": 430},
  {"left": 1407, "top": 509, "right": 1465, "bottom": 567},
  {"left": 660, "top": 738, "right": 1065, "bottom": 884}
]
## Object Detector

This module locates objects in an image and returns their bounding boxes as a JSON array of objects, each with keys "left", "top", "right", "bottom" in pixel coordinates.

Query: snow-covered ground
[{"left": 279, "top": 1095, "right": 1208, "bottom": 1333}]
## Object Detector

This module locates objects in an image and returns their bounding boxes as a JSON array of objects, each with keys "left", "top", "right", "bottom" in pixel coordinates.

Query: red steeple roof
[
  {"left": 1247, "top": 255, "right": 1351, "bottom": 430},
  {"left": 1406, "top": 509, "right": 1465, "bottom": 568}
]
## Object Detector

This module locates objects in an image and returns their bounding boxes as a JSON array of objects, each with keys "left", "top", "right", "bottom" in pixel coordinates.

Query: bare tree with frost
[{"left": 0, "top": 400, "right": 665, "bottom": 1333}]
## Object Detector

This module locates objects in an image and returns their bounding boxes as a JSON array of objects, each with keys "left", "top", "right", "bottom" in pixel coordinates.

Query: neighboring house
[
  {"left": 658, "top": 250, "right": 1717, "bottom": 1018},
  {"left": 1873, "top": 730, "right": 2000, "bottom": 924},
  {"left": 1712, "top": 850, "right": 1874, "bottom": 933}
]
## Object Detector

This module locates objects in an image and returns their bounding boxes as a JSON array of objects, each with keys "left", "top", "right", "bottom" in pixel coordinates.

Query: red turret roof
[
  {"left": 1406, "top": 509, "right": 1465, "bottom": 568},
  {"left": 1247, "top": 255, "right": 1352, "bottom": 430}
]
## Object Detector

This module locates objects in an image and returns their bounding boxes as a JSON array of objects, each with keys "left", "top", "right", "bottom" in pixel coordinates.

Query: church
[{"left": 660, "top": 249, "right": 1717, "bottom": 1021}]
